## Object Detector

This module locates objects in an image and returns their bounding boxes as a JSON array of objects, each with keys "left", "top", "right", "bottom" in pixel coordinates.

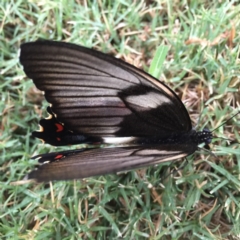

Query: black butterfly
[{"left": 20, "top": 40, "right": 212, "bottom": 182}]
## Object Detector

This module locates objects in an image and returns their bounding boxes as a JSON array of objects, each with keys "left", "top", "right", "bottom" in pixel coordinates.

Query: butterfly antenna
[
  {"left": 210, "top": 111, "right": 240, "bottom": 133},
  {"left": 209, "top": 110, "right": 240, "bottom": 145}
]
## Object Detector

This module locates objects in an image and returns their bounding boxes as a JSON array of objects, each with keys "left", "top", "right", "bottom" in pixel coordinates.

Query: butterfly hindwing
[
  {"left": 32, "top": 106, "right": 101, "bottom": 146},
  {"left": 28, "top": 144, "right": 196, "bottom": 182}
]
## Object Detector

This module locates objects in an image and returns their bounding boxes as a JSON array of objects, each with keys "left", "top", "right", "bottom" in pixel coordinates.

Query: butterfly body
[{"left": 20, "top": 40, "right": 212, "bottom": 182}]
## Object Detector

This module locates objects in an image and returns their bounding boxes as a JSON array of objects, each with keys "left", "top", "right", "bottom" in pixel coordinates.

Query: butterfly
[{"left": 20, "top": 40, "right": 213, "bottom": 182}]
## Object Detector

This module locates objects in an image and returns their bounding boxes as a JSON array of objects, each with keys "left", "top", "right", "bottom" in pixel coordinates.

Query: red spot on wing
[
  {"left": 55, "top": 123, "right": 64, "bottom": 132},
  {"left": 54, "top": 154, "right": 64, "bottom": 160}
]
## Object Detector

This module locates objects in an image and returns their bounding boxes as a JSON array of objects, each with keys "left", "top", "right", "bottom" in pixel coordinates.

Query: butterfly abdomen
[{"left": 135, "top": 129, "right": 212, "bottom": 146}]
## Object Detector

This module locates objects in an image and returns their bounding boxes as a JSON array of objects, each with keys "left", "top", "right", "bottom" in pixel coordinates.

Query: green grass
[{"left": 1, "top": 0, "right": 240, "bottom": 239}]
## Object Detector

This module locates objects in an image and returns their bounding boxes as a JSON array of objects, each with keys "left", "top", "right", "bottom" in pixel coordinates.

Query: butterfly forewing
[{"left": 20, "top": 41, "right": 192, "bottom": 138}]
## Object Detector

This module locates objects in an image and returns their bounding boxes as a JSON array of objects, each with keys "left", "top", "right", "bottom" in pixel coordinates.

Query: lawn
[{"left": 1, "top": 1, "right": 240, "bottom": 239}]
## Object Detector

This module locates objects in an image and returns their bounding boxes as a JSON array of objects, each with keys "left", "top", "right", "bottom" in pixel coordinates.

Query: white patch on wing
[
  {"left": 125, "top": 92, "right": 171, "bottom": 109},
  {"left": 137, "top": 149, "right": 183, "bottom": 155},
  {"left": 103, "top": 137, "right": 136, "bottom": 144}
]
